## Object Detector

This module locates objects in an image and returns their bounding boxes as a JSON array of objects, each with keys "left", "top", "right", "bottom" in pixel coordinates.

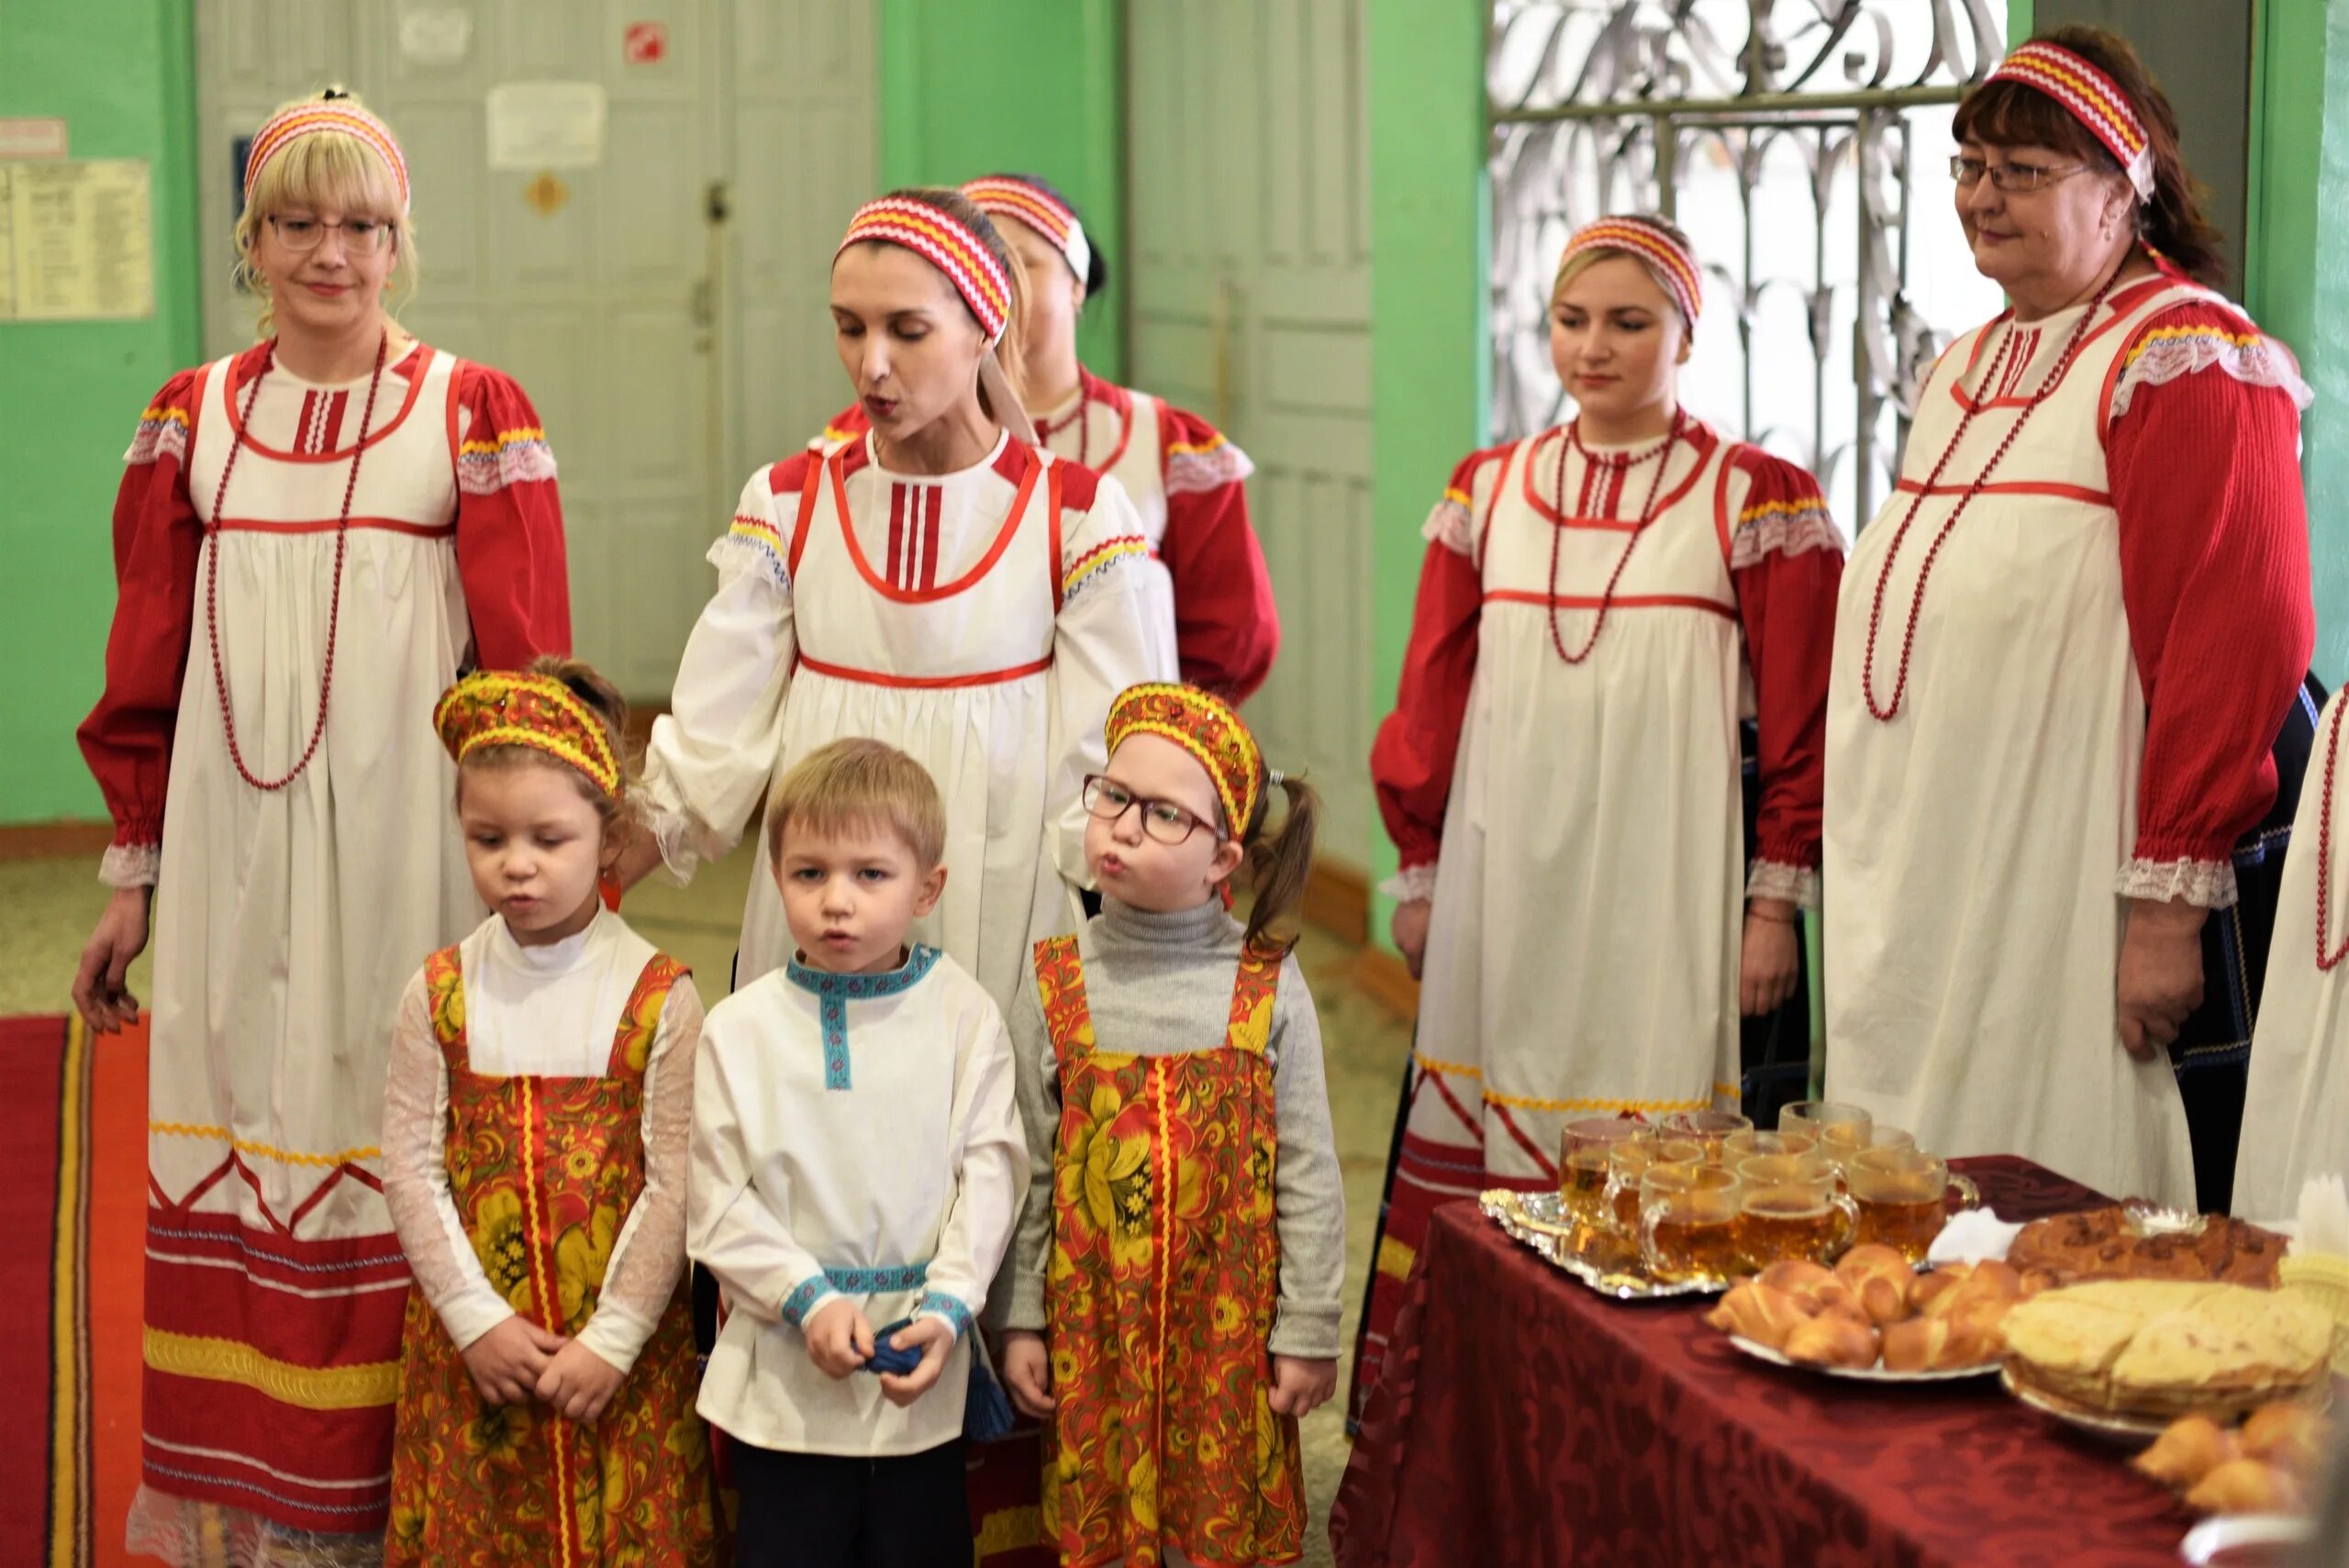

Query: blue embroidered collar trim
[{"left": 785, "top": 944, "right": 941, "bottom": 1089}]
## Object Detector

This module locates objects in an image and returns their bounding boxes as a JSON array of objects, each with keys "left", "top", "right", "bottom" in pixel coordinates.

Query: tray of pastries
[
  {"left": 2001, "top": 1280, "right": 2335, "bottom": 1431},
  {"left": 2009, "top": 1204, "right": 2287, "bottom": 1289},
  {"left": 1480, "top": 1188, "right": 1727, "bottom": 1301},
  {"left": 1709, "top": 1248, "right": 2031, "bottom": 1381},
  {"left": 2133, "top": 1401, "right": 2333, "bottom": 1517}
]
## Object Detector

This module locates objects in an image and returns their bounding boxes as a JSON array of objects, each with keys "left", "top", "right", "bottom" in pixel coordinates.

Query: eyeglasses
[
  {"left": 1949, "top": 155, "right": 2090, "bottom": 194},
  {"left": 1080, "top": 775, "right": 1219, "bottom": 846},
  {"left": 267, "top": 214, "right": 394, "bottom": 253}
]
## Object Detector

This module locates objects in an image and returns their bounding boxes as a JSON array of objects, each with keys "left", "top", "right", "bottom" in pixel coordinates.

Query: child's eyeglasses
[{"left": 1081, "top": 775, "right": 1220, "bottom": 846}]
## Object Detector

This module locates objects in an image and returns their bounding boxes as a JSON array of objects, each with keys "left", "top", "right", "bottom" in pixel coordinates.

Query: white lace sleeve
[
  {"left": 576, "top": 977, "right": 703, "bottom": 1375},
  {"left": 380, "top": 973, "right": 514, "bottom": 1351},
  {"left": 2116, "top": 855, "right": 2240, "bottom": 910},
  {"left": 1746, "top": 861, "right": 1821, "bottom": 910},
  {"left": 2109, "top": 326, "right": 2314, "bottom": 422},
  {"left": 1379, "top": 862, "right": 1438, "bottom": 904},
  {"left": 99, "top": 842, "right": 161, "bottom": 889}
]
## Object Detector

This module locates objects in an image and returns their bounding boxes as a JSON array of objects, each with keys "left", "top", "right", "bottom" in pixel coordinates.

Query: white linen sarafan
[
  {"left": 641, "top": 432, "right": 1174, "bottom": 1011},
  {"left": 1823, "top": 281, "right": 2218, "bottom": 1206}
]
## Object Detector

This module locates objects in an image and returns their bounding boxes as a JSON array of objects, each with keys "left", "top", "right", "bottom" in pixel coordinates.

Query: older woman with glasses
[{"left": 1823, "top": 28, "right": 2315, "bottom": 1212}]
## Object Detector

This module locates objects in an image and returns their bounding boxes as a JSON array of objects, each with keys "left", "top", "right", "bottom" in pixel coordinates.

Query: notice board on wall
[{"left": 0, "top": 159, "right": 153, "bottom": 321}]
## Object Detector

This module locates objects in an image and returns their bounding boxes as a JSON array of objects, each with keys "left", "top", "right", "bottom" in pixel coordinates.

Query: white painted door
[
  {"left": 192, "top": 1, "right": 874, "bottom": 700},
  {"left": 1125, "top": 0, "right": 1376, "bottom": 869}
]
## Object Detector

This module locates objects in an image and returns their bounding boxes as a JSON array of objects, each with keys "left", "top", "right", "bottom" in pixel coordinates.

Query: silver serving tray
[
  {"left": 1999, "top": 1363, "right": 2172, "bottom": 1447},
  {"left": 1480, "top": 1187, "right": 1727, "bottom": 1301},
  {"left": 1727, "top": 1332, "right": 2001, "bottom": 1383}
]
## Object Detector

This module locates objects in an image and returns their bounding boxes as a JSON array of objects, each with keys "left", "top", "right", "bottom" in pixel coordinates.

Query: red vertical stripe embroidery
[
  {"left": 296, "top": 391, "right": 322, "bottom": 455},
  {"left": 921, "top": 486, "right": 941, "bottom": 591},
  {"left": 886, "top": 484, "right": 907, "bottom": 591},
  {"left": 321, "top": 390, "right": 349, "bottom": 452}
]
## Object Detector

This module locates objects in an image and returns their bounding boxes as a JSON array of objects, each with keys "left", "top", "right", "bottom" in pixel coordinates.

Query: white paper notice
[
  {"left": 484, "top": 83, "right": 607, "bottom": 172},
  {"left": 398, "top": 7, "right": 473, "bottom": 65},
  {"left": 0, "top": 159, "right": 153, "bottom": 321}
]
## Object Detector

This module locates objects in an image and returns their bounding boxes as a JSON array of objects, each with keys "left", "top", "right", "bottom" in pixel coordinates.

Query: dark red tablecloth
[{"left": 1330, "top": 1156, "right": 2196, "bottom": 1568}]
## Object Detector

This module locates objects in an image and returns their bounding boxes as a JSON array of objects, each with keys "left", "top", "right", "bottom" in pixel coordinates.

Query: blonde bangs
[
  {"left": 764, "top": 739, "right": 948, "bottom": 870},
  {"left": 234, "top": 97, "right": 418, "bottom": 334}
]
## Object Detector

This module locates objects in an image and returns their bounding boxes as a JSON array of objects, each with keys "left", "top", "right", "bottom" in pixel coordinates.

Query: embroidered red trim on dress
[{"left": 794, "top": 651, "right": 1052, "bottom": 690}]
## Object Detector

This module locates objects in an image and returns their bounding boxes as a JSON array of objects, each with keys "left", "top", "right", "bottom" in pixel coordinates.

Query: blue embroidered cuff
[
  {"left": 913, "top": 1291, "right": 974, "bottom": 1340},
  {"left": 779, "top": 1276, "right": 839, "bottom": 1329}
]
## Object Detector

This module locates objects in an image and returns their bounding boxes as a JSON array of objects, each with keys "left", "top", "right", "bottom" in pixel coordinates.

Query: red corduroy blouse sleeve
[
  {"left": 1370, "top": 446, "right": 1511, "bottom": 884},
  {"left": 452, "top": 363, "right": 572, "bottom": 668},
  {"left": 1723, "top": 447, "right": 1843, "bottom": 891},
  {"left": 2107, "top": 301, "right": 2314, "bottom": 906},
  {"left": 77, "top": 370, "right": 206, "bottom": 857},
  {"left": 1155, "top": 401, "right": 1278, "bottom": 703}
]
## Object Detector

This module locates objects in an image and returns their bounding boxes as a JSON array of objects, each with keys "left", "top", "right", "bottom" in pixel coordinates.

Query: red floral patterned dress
[
  {"left": 1035, "top": 935, "right": 1307, "bottom": 1568},
  {"left": 385, "top": 947, "right": 718, "bottom": 1566}
]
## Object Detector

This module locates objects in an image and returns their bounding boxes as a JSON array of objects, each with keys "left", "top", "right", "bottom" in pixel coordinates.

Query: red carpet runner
[{"left": 0, "top": 1015, "right": 149, "bottom": 1568}]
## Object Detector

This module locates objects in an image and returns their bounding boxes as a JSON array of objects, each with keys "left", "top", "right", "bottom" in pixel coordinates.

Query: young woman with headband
[
  {"left": 1354, "top": 213, "right": 1844, "bottom": 1412},
  {"left": 816, "top": 173, "right": 1278, "bottom": 703},
  {"left": 626, "top": 187, "right": 1175, "bottom": 1014}
]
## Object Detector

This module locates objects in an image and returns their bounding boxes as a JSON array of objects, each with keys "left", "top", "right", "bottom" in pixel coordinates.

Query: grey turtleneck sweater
[{"left": 996, "top": 896, "right": 1346, "bottom": 1360}]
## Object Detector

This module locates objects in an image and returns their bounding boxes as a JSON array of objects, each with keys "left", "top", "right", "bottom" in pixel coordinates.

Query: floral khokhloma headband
[
  {"left": 433, "top": 671, "right": 620, "bottom": 798},
  {"left": 1105, "top": 683, "right": 1271, "bottom": 834}
]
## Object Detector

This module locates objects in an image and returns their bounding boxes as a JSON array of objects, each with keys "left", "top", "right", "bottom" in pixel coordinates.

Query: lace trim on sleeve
[
  {"left": 1729, "top": 504, "right": 1843, "bottom": 571},
  {"left": 1379, "top": 862, "right": 1438, "bottom": 905},
  {"left": 380, "top": 979, "right": 513, "bottom": 1346},
  {"left": 456, "top": 429, "right": 558, "bottom": 495},
  {"left": 1061, "top": 535, "right": 1151, "bottom": 607},
  {"left": 125, "top": 405, "right": 189, "bottom": 466},
  {"left": 1165, "top": 435, "right": 1255, "bottom": 495},
  {"left": 1422, "top": 495, "right": 1475, "bottom": 558},
  {"left": 2109, "top": 328, "right": 2314, "bottom": 422},
  {"left": 1746, "top": 860, "right": 1821, "bottom": 910},
  {"left": 2115, "top": 854, "right": 2240, "bottom": 909},
  {"left": 100, "top": 841, "right": 161, "bottom": 889}
]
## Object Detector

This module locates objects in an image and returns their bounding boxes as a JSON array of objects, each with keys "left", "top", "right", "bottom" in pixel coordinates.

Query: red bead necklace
[
  {"left": 2316, "top": 705, "right": 2349, "bottom": 971},
  {"left": 1036, "top": 377, "right": 1092, "bottom": 468},
  {"left": 1860, "top": 267, "right": 2123, "bottom": 722},
  {"left": 204, "top": 331, "right": 389, "bottom": 791},
  {"left": 1545, "top": 409, "right": 1687, "bottom": 664}
]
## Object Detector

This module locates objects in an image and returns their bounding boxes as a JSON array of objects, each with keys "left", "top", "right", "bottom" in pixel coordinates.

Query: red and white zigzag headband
[
  {"left": 837, "top": 197, "right": 1013, "bottom": 344},
  {"left": 963, "top": 177, "right": 1092, "bottom": 286},
  {"left": 244, "top": 100, "right": 409, "bottom": 216},
  {"left": 1561, "top": 217, "right": 1703, "bottom": 327},
  {"left": 1986, "top": 41, "right": 2155, "bottom": 200}
]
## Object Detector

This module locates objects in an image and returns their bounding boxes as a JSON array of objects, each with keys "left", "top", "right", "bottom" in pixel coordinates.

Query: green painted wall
[
  {"left": 0, "top": 0, "right": 200, "bottom": 828},
  {"left": 874, "top": 0, "right": 1126, "bottom": 380},
  {"left": 2247, "top": 0, "right": 2349, "bottom": 683},
  {"left": 1364, "top": 0, "right": 1489, "bottom": 929}
]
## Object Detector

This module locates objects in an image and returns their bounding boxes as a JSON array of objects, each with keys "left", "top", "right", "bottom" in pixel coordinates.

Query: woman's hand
[
  {"left": 611, "top": 833, "right": 667, "bottom": 895},
  {"left": 72, "top": 886, "right": 151, "bottom": 1034},
  {"left": 1739, "top": 902, "right": 1802, "bottom": 1018},
  {"left": 2118, "top": 897, "right": 2206, "bottom": 1061},
  {"left": 1391, "top": 898, "right": 1432, "bottom": 981}
]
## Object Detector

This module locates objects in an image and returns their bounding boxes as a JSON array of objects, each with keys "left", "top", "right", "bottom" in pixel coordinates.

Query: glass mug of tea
[
  {"left": 1845, "top": 1147, "right": 1981, "bottom": 1262},
  {"left": 1734, "top": 1152, "right": 1859, "bottom": 1269},
  {"left": 1559, "top": 1118, "right": 1651, "bottom": 1228},
  {"left": 1603, "top": 1136, "right": 1704, "bottom": 1236},
  {"left": 1658, "top": 1108, "right": 1753, "bottom": 1166},
  {"left": 1721, "top": 1129, "right": 1826, "bottom": 1173},
  {"left": 1639, "top": 1161, "right": 1742, "bottom": 1284}
]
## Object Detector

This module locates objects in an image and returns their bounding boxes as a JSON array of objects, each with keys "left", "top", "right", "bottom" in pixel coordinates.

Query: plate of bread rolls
[
  {"left": 1705, "top": 1246, "right": 2032, "bottom": 1380},
  {"left": 2133, "top": 1402, "right": 2332, "bottom": 1516}
]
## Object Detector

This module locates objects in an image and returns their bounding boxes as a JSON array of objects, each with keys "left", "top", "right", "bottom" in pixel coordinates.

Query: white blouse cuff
[
  {"left": 2116, "top": 855, "right": 2240, "bottom": 910},
  {"left": 575, "top": 1300, "right": 656, "bottom": 1375},
  {"left": 436, "top": 1289, "right": 518, "bottom": 1355},
  {"left": 1746, "top": 860, "right": 1820, "bottom": 910},
  {"left": 1380, "top": 862, "right": 1438, "bottom": 905},
  {"left": 99, "top": 841, "right": 161, "bottom": 889}
]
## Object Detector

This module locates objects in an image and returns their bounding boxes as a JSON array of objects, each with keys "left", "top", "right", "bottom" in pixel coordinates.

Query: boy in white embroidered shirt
[{"left": 688, "top": 738, "right": 1027, "bottom": 1568}]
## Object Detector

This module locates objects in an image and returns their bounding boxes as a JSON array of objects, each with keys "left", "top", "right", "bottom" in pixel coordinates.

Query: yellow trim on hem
[
  {"left": 142, "top": 1329, "right": 399, "bottom": 1410},
  {"left": 149, "top": 1121, "right": 378, "bottom": 1168},
  {"left": 50, "top": 1018, "right": 90, "bottom": 1568},
  {"left": 1411, "top": 1051, "right": 1481, "bottom": 1079},
  {"left": 974, "top": 1505, "right": 1044, "bottom": 1555},
  {"left": 1480, "top": 1088, "right": 1714, "bottom": 1115}
]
